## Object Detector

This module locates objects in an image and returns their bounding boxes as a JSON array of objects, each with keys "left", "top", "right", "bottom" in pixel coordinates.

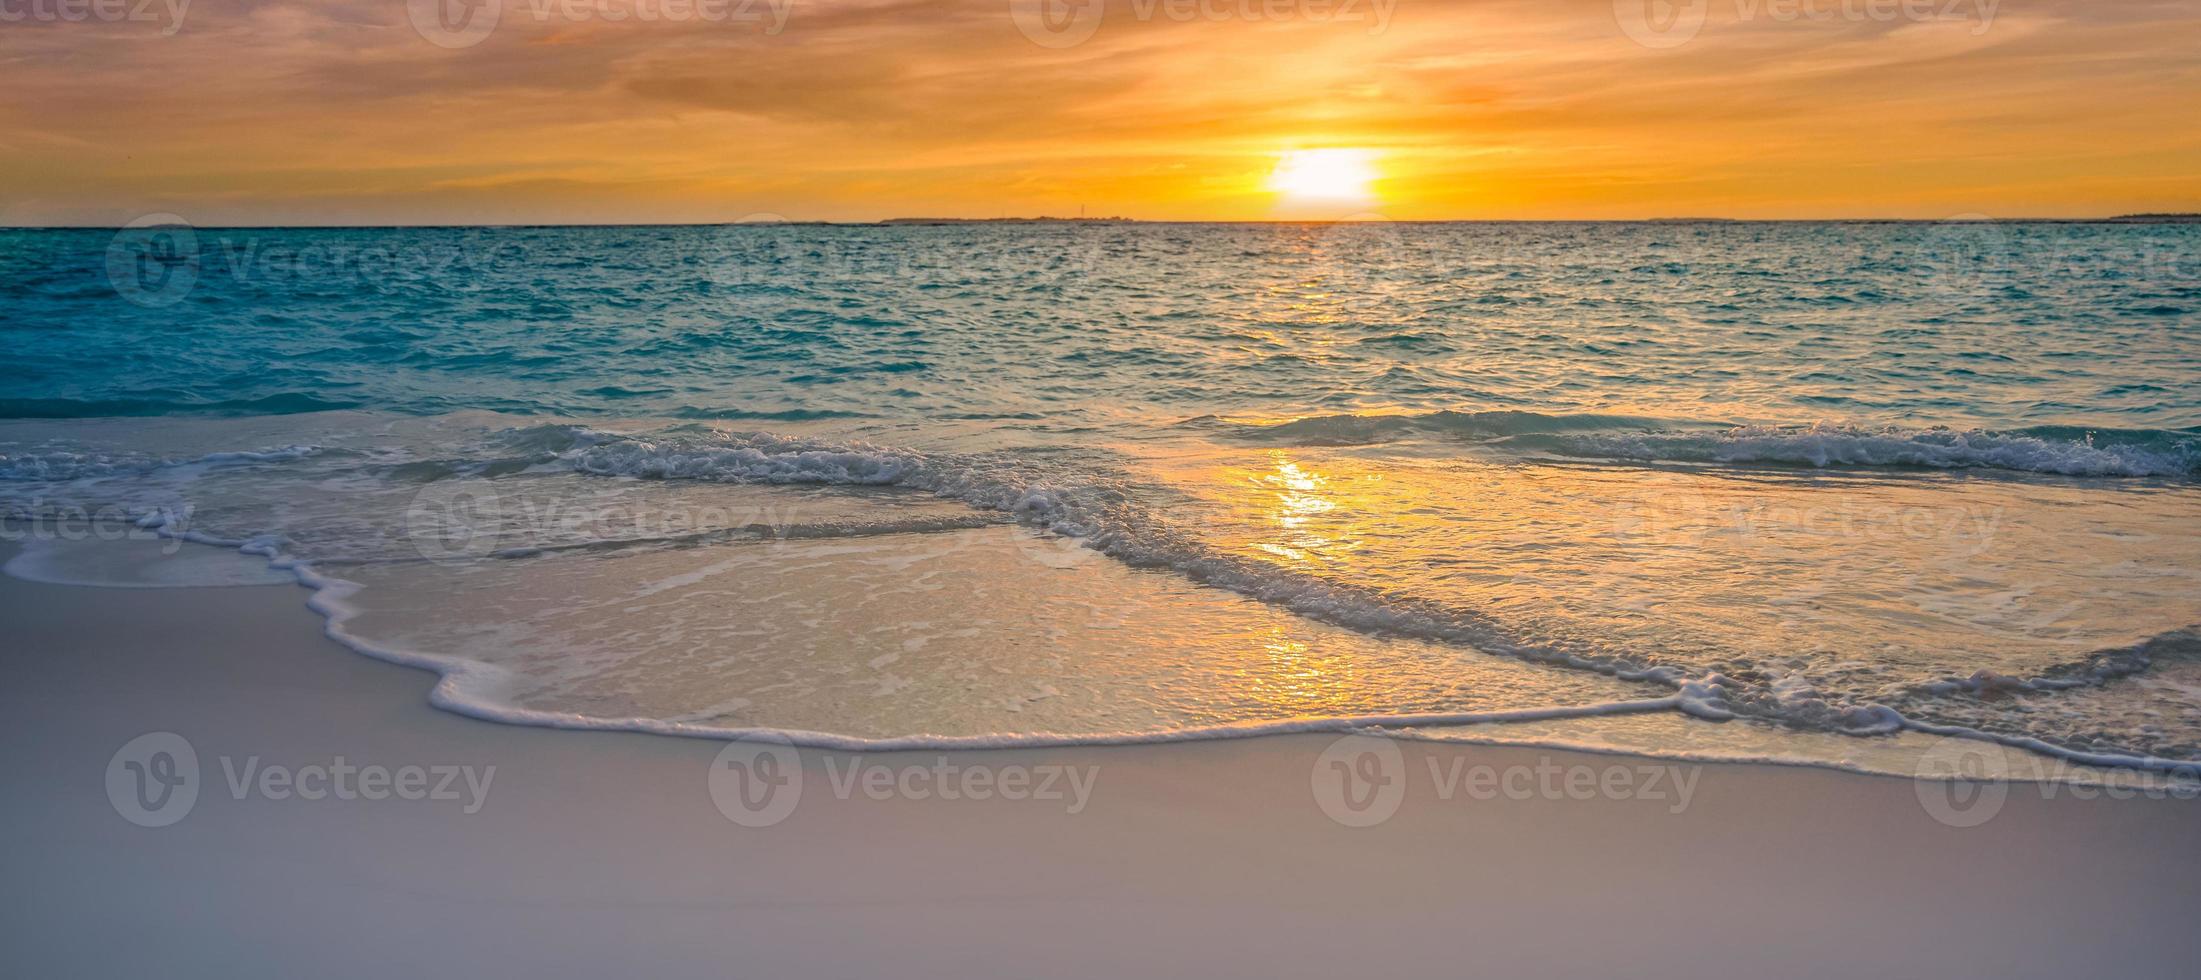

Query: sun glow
[{"left": 1267, "top": 149, "right": 1379, "bottom": 203}]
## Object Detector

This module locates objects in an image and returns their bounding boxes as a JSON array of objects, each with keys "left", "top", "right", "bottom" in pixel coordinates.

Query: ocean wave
[
  {"left": 1531, "top": 423, "right": 2200, "bottom": 477},
  {"left": 1210, "top": 409, "right": 1664, "bottom": 446},
  {"left": 526, "top": 425, "right": 2201, "bottom": 769},
  {"left": 196, "top": 540, "right": 2201, "bottom": 775},
  {"left": 0, "top": 393, "right": 363, "bottom": 418},
  {"left": 1214, "top": 410, "right": 2200, "bottom": 478},
  {"left": 286, "top": 557, "right": 1709, "bottom": 752},
  {"left": 669, "top": 406, "right": 879, "bottom": 421},
  {"left": 351, "top": 511, "right": 1014, "bottom": 565},
  {"left": 0, "top": 444, "right": 324, "bottom": 481},
  {"left": 570, "top": 433, "right": 927, "bottom": 485},
  {"left": 529, "top": 429, "right": 1981, "bottom": 745},
  {"left": 1913, "top": 628, "right": 2196, "bottom": 696},
  {"left": 11, "top": 418, "right": 2197, "bottom": 776}
]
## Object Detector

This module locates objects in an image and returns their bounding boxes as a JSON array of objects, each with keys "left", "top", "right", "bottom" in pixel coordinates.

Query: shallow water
[{"left": 3, "top": 222, "right": 2197, "bottom": 780}]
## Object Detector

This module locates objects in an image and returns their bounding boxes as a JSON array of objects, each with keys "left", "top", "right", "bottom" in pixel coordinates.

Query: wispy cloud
[{"left": 2, "top": 0, "right": 2195, "bottom": 223}]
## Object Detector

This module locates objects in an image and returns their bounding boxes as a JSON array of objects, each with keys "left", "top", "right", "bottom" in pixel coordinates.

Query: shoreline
[
  {"left": 4, "top": 546, "right": 2198, "bottom": 976},
  {"left": 9, "top": 524, "right": 2195, "bottom": 787}
]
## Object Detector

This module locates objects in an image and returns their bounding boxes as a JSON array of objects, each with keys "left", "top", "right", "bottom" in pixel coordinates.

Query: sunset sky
[{"left": 3, "top": 0, "right": 2197, "bottom": 225}]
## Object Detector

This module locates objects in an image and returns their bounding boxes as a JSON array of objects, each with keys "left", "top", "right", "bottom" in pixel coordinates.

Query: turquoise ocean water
[{"left": 3, "top": 222, "right": 2197, "bottom": 778}]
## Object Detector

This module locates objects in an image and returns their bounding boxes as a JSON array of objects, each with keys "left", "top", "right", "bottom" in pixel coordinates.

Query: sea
[{"left": 3, "top": 220, "right": 2197, "bottom": 782}]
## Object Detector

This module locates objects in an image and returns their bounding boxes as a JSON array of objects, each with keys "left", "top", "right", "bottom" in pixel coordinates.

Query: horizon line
[{"left": 16, "top": 214, "right": 2201, "bottom": 230}]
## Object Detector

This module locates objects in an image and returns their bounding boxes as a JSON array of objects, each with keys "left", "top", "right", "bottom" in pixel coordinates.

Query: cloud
[{"left": 2, "top": 0, "right": 2195, "bottom": 222}]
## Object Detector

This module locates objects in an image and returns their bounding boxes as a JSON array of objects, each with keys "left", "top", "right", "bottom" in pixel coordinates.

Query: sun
[{"left": 1267, "top": 149, "right": 1379, "bottom": 203}]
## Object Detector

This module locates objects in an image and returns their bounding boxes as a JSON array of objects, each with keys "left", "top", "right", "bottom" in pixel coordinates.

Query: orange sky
[{"left": 2, "top": 0, "right": 2197, "bottom": 225}]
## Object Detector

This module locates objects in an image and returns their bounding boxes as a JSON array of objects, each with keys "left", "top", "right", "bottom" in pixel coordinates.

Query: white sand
[{"left": 2, "top": 551, "right": 2196, "bottom": 978}]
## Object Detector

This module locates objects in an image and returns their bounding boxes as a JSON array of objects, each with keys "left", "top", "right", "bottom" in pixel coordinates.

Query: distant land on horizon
[{"left": 865, "top": 214, "right": 2201, "bottom": 225}]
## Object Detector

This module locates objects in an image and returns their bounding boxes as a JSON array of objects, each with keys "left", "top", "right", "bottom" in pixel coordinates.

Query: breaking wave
[
  {"left": 545, "top": 425, "right": 2200, "bottom": 771},
  {"left": 1219, "top": 411, "right": 2201, "bottom": 478},
  {"left": 6, "top": 416, "right": 2197, "bottom": 778}
]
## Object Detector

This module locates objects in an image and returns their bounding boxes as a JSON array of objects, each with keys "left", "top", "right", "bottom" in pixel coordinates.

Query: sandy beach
[{"left": 3, "top": 541, "right": 2195, "bottom": 979}]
